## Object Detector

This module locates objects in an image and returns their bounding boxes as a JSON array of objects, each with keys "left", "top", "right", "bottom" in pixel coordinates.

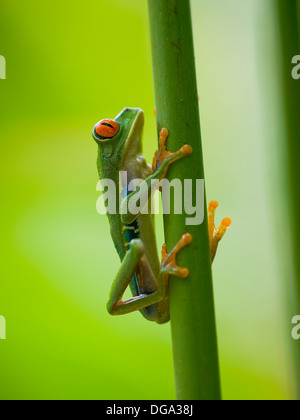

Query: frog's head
[{"left": 93, "top": 108, "right": 144, "bottom": 171}]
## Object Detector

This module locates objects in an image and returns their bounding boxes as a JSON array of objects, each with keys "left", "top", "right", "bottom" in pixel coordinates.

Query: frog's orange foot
[
  {"left": 161, "top": 233, "right": 192, "bottom": 278},
  {"left": 208, "top": 200, "right": 231, "bottom": 263},
  {"left": 152, "top": 128, "right": 192, "bottom": 173}
]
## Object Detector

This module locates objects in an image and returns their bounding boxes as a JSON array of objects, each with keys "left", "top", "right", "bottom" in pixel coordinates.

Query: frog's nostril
[{"left": 95, "top": 119, "right": 120, "bottom": 139}]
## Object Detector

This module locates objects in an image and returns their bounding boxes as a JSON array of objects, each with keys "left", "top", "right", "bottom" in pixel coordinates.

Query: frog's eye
[{"left": 95, "top": 119, "right": 120, "bottom": 139}]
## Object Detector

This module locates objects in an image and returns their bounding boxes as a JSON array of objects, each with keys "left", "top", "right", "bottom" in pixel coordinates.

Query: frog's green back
[{"left": 93, "top": 108, "right": 144, "bottom": 261}]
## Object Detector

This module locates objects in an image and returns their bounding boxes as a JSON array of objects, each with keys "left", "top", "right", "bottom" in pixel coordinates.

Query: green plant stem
[
  {"left": 148, "top": 0, "right": 221, "bottom": 400},
  {"left": 276, "top": 0, "right": 300, "bottom": 399}
]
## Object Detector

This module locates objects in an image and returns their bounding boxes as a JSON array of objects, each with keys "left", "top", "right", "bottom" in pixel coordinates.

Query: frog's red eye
[{"left": 95, "top": 119, "right": 120, "bottom": 139}]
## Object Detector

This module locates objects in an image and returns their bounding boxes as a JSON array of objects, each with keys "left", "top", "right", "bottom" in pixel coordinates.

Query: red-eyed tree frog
[{"left": 92, "top": 108, "right": 231, "bottom": 324}]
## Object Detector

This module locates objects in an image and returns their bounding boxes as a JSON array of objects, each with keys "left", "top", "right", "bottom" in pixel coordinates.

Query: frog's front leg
[
  {"left": 120, "top": 128, "right": 192, "bottom": 225},
  {"left": 107, "top": 234, "right": 192, "bottom": 317}
]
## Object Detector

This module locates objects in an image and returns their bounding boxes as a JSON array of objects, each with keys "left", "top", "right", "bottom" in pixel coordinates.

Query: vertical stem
[
  {"left": 276, "top": 0, "right": 300, "bottom": 398},
  {"left": 148, "top": 0, "right": 221, "bottom": 400}
]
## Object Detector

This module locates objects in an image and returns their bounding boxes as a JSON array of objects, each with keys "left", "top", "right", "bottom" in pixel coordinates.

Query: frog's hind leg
[
  {"left": 141, "top": 234, "right": 192, "bottom": 324},
  {"left": 107, "top": 239, "right": 147, "bottom": 315},
  {"left": 107, "top": 239, "right": 166, "bottom": 316}
]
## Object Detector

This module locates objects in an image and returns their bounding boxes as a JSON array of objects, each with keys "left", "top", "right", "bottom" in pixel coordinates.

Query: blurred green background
[{"left": 0, "top": 0, "right": 298, "bottom": 400}]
